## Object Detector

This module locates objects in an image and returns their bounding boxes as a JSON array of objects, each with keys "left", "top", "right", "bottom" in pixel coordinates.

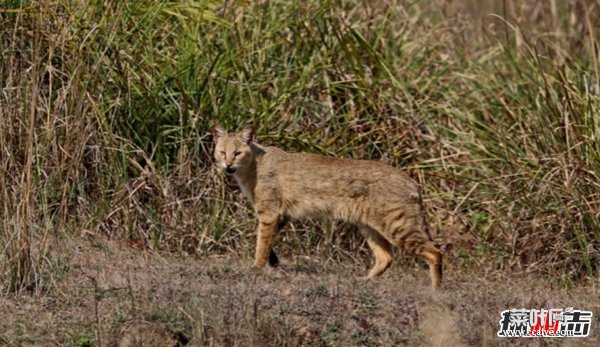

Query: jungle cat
[{"left": 211, "top": 124, "right": 442, "bottom": 289}]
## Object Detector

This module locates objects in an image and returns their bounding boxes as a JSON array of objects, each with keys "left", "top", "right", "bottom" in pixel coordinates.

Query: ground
[{"left": 0, "top": 237, "right": 598, "bottom": 346}]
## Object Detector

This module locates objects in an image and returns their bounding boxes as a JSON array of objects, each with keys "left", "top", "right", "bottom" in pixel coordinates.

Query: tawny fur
[{"left": 212, "top": 124, "right": 442, "bottom": 289}]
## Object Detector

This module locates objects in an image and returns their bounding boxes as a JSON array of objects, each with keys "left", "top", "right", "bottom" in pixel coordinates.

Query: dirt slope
[{"left": 1, "top": 237, "right": 598, "bottom": 346}]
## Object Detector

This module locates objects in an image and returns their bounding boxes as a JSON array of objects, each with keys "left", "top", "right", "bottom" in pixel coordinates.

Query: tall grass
[{"left": 1, "top": 0, "right": 598, "bottom": 292}]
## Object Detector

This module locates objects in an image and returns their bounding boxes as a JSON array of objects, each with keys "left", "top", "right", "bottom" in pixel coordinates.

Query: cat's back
[{"left": 256, "top": 146, "right": 418, "bottom": 196}]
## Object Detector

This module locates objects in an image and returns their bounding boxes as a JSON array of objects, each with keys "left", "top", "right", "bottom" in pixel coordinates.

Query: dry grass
[
  {"left": 1, "top": 0, "right": 598, "bottom": 289},
  {"left": 0, "top": 0, "right": 599, "bottom": 344},
  {"left": 0, "top": 237, "right": 598, "bottom": 346}
]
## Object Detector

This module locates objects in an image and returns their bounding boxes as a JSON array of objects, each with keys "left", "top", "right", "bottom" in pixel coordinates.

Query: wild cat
[{"left": 211, "top": 124, "right": 442, "bottom": 289}]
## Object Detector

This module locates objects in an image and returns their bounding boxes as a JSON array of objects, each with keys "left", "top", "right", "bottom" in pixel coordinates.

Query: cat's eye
[
  {"left": 233, "top": 151, "right": 241, "bottom": 157},
  {"left": 220, "top": 151, "right": 226, "bottom": 156}
]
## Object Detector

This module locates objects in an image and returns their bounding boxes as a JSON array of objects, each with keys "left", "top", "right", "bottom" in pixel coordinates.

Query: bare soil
[{"left": 1, "top": 237, "right": 598, "bottom": 346}]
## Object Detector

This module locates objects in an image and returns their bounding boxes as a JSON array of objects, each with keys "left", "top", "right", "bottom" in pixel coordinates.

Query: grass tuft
[{"left": 1, "top": 0, "right": 599, "bottom": 293}]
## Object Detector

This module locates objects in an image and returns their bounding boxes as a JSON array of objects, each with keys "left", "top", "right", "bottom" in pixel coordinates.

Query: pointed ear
[
  {"left": 211, "top": 124, "right": 226, "bottom": 143},
  {"left": 240, "top": 126, "right": 255, "bottom": 144}
]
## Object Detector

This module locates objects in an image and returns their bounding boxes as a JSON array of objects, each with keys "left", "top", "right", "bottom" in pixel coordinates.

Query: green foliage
[
  {"left": 0, "top": 0, "right": 598, "bottom": 291},
  {"left": 76, "top": 336, "right": 94, "bottom": 347}
]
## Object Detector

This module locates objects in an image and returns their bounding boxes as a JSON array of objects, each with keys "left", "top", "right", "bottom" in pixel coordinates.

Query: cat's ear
[
  {"left": 211, "top": 124, "right": 226, "bottom": 143},
  {"left": 240, "top": 126, "right": 255, "bottom": 144}
]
